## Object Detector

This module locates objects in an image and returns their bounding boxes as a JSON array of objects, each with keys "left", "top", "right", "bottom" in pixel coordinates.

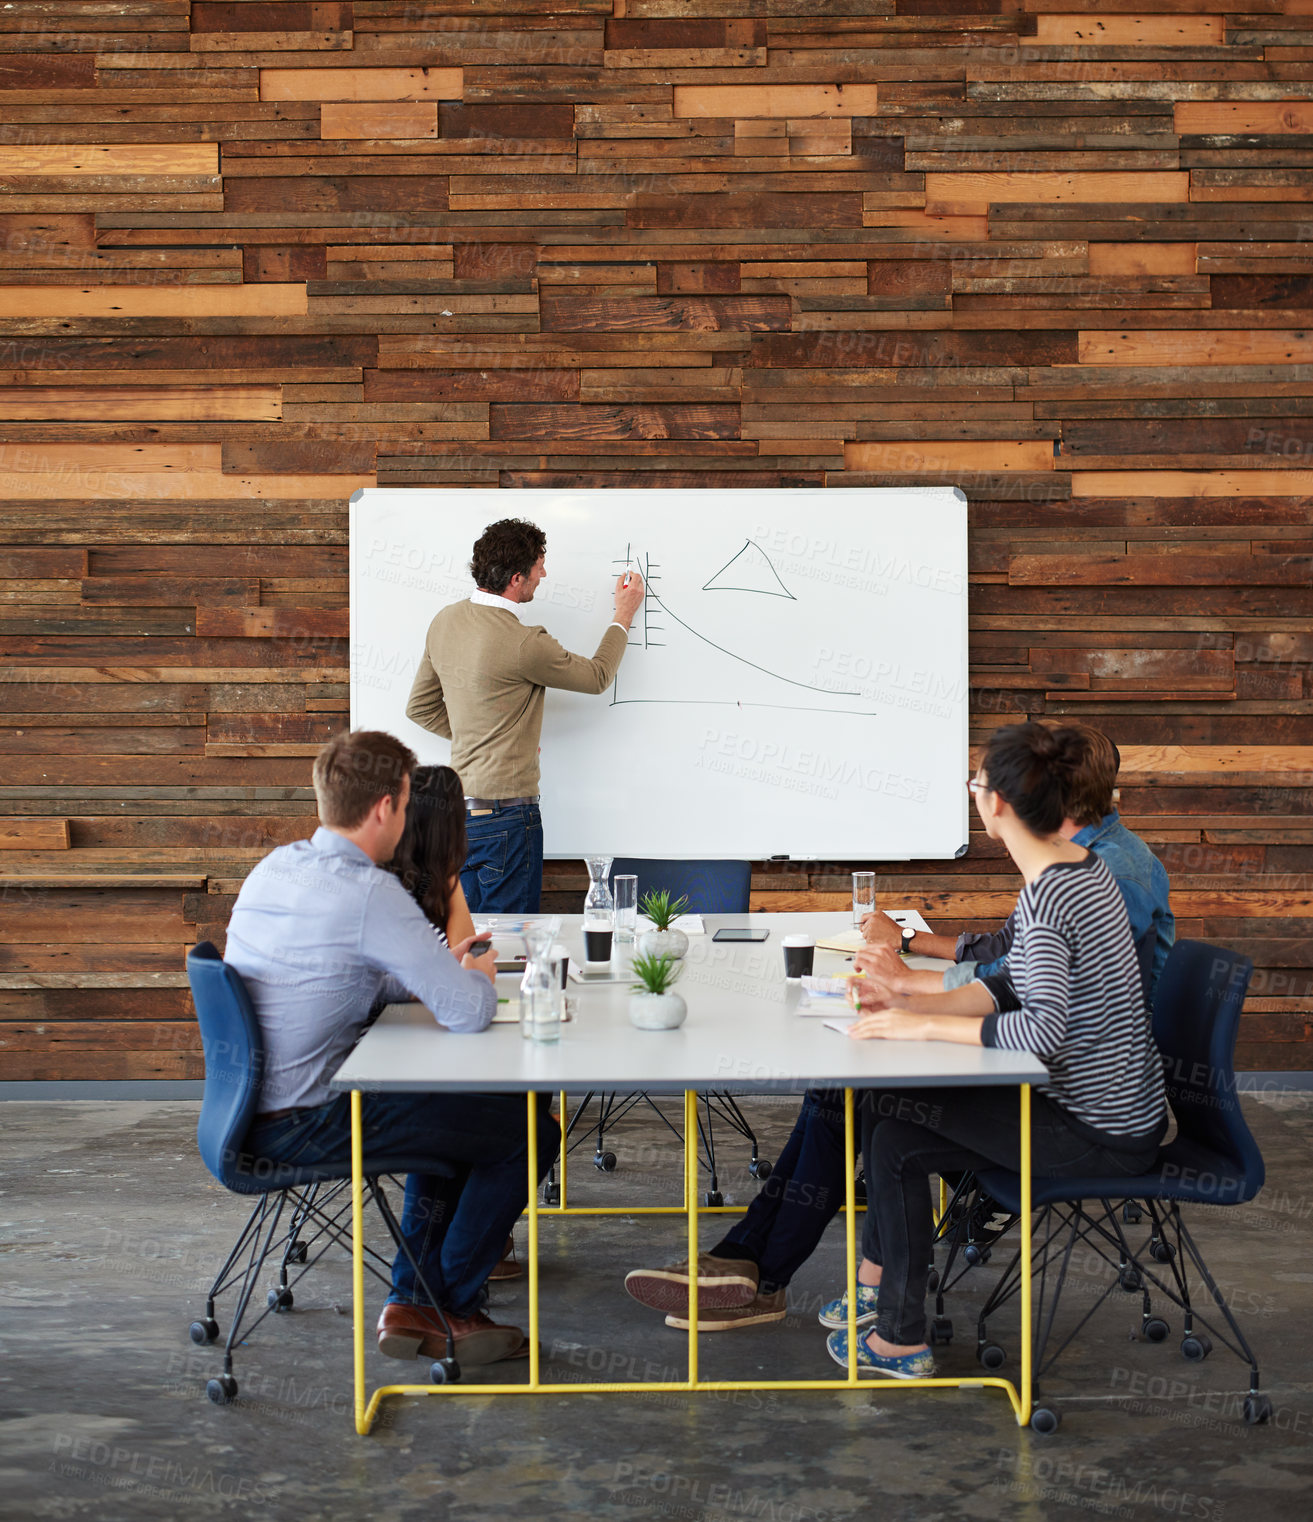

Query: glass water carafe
[
  {"left": 583, "top": 856, "right": 614, "bottom": 927},
  {"left": 520, "top": 916, "right": 562, "bottom": 1042}
]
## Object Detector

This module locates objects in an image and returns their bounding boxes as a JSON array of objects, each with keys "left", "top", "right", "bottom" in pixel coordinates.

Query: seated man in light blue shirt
[
  {"left": 225, "top": 729, "right": 559, "bottom": 1369},
  {"left": 860, "top": 725, "right": 1174, "bottom": 1005}
]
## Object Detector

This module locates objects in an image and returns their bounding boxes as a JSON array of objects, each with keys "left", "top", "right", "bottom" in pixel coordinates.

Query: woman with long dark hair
[
  {"left": 387, "top": 764, "right": 478, "bottom": 946},
  {"left": 824, "top": 722, "right": 1167, "bottom": 1379}
]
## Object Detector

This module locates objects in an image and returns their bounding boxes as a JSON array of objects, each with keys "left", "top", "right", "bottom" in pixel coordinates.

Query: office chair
[
  {"left": 548, "top": 858, "right": 772, "bottom": 1206},
  {"left": 186, "top": 942, "right": 464, "bottom": 1404},
  {"left": 938, "top": 940, "right": 1268, "bottom": 1434}
]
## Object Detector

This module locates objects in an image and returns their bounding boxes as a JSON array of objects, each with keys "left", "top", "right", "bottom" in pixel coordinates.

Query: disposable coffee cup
[
  {"left": 783, "top": 935, "right": 815, "bottom": 980},
  {"left": 584, "top": 927, "right": 613, "bottom": 964}
]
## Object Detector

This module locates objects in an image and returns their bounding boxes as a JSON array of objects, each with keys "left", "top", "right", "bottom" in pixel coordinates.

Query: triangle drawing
[{"left": 701, "top": 540, "right": 796, "bottom": 600}]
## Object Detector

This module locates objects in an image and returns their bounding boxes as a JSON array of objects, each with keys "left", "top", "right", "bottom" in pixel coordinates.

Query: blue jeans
[
  {"left": 712, "top": 1089, "right": 851, "bottom": 1289},
  {"left": 246, "top": 1090, "right": 559, "bottom": 1318},
  {"left": 462, "top": 802, "right": 543, "bottom": 915}
]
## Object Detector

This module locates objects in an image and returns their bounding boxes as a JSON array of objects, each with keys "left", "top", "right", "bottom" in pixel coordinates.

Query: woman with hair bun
[{"left": 822, "top": 721, "right": 1167, "bottom": 1380}]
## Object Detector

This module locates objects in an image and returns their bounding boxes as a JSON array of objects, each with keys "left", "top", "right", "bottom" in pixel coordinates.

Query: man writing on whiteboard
[{"left": 406, "top": 517, "right": 645, "bottom": 913}]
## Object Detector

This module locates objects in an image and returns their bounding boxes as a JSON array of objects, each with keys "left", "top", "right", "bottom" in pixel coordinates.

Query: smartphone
[
  {"left": 712, "top": 927, "right": 770, "bottom": 943},
  {"left": 467, "top": 937, "right": 493, "bottom": 956}
]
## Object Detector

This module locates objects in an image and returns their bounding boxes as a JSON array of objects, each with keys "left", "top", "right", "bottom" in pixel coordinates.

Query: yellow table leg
[
  {"left": 1018, "top": 1082, "right": 1033, "bottom": 1427},
  {"left": 844, "top": 1089, "right": 857, "bottom": 1384},
  {"left": 557, "top": 1090, "right": 568, "bottom": 1212},
  {"left": 528, "top": 1091, "right": 541, "bottom": 1390},
  {"left": 685, "top": 1089, "right": 698, "bottom": 1386},
  {"left": 350, "top": 1089, "right": 367, "bottom": 1435}
]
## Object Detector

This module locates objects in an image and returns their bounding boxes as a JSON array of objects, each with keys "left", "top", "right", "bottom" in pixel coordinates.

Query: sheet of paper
[{"left": 823, "top": 1016, "right": 856, "bottom": 1034}]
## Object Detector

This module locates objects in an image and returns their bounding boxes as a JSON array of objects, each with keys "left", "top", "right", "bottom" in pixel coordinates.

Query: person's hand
[
  {"left": 613, "top": 571, "right": 645, "bottom": 628},
  {"left": 460, "top": 944, "right": 497, "bottom": 984},
  {"left": 847, "top": 1008, "right": 924, "bottom": 1042},
  {"left": 854, "top": 943, "right": 907, "bottom": 991},
  {"left": 845, "top": 974, "right": 895, "bottom": 1015},
  {"left": 859, "top": 910, "right": 902, "bottom": 949}
]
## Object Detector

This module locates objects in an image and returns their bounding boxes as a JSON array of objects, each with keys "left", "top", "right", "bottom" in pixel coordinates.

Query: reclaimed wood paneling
[{"left": 0, "top": 0, "right": 1311, "bottom": 1078}]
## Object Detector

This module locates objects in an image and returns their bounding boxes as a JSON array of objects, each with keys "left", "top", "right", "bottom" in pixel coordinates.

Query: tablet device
[{"left": 712, "top": 927, "right": 769, "bottom": 942}]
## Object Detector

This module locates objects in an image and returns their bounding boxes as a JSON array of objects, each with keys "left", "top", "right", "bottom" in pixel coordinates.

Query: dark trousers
[
  {"left": 462, "top": 802, "right": 544, "bottom": 915},
  {"left": 714, "top": 1088, "right": 852, "bottom": 1288},
  {"left": 247, "top": 1090, "right": 559, "bottom": 1318},
  {"left": 859, "top": 1086, "right": 1160, "bottom": 1346}
]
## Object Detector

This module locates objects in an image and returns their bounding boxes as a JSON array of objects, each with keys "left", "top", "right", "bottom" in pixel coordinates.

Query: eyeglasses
[{"left": 966, "top": 778, "right": 992, "bottom": 797}]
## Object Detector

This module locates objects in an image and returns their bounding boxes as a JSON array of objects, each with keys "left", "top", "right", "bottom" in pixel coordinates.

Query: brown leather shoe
[
  {"left": 376, "top": 1302, "right": 524, "bottom": 1366},
  {"left": 488, "top": 1235, "right": 522, "bottom": 1282}
]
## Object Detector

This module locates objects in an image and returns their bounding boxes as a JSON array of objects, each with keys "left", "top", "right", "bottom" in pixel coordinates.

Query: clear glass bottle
[
  {"left": 520, "top": 917, "right": 562, "bottom": 1042},
  {"left": 583, "top": 856, "right": 614, "bottom": 926}
]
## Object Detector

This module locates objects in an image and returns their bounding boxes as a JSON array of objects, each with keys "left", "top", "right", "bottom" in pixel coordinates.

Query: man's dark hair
[
  {"left": 313, "top": 730, "right": 415, "bottom": 830},
  {"left": 470, "top": 518, "right": 547, "bottom": 595},
  {"left": 1063, "top": 724, "right": 1120, "bottom": 828}
]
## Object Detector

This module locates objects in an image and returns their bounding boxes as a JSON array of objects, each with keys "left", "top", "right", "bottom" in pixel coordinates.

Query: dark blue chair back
[
  {"left": 611, "top": 858, "right": 751, "bottom": 915},
  {"left": 1153, "top": 939, "right": 1264, "bottom": 1201},
  {"left": 188, "top": 941, "right": 267, "bottom": 1193}
]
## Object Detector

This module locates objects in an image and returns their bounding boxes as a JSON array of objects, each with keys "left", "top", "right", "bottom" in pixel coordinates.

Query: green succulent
[
  {"left": 638, "top": 888, "right": 689, "bottom": 932},
  {"left": 630, "top": 951, "right": 681, "bottom": 996}
]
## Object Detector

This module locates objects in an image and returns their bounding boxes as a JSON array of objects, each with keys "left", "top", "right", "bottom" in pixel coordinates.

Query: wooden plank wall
[{"left": 0, "top": 0, "right": 1311, "bottom": 1080}]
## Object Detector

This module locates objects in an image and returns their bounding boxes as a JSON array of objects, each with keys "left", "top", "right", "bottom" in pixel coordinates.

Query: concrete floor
[{"left": 2, "top": 1093, "right": 1312, "bottom": 1522}]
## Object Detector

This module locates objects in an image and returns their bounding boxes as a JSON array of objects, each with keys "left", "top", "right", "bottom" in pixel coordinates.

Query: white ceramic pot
[
  {"left": 628, "top": 991, "right": 688, "bottom": 1031},
  {"left": 638, "top": 926, "right": 689, "bottom": 961}
]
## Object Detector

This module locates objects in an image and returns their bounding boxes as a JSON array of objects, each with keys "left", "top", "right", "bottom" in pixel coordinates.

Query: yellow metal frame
[{"left": 349, "top": 1082, "right": 1034, "bottom": 1433}]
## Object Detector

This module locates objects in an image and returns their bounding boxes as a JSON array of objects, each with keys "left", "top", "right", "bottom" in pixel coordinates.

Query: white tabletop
[{"left": 332, "top": 912, "right": 1047, "bottom": 1095}]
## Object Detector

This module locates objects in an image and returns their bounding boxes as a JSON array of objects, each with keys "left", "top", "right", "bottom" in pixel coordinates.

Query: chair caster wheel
[
  {"left": 190, "top": 1318, "right": 220, "bottom": 1346},
  {"left": 1150, "top": 1240, "right": 1174, "bottom": 1264},
  {"left": 1030, "top": 1407, "right": 1060, "bottom": 1435},
  {"left": 206, "top": 1375, "right": 238, "bottom": 1405},
  {"left": 287, "top": 1240, "right": 308, "bottom": 1264},
  {"left": 1122, "top": 1202, "right": 1143, "bottom": 1225},
  {"left": 1142, "top": 1316, "right": 1169, "bottom": 1343},
  {"left": 1119, "top": 1268, "right": 1142, "bottom": 1293},
  {"left": 926, "top": 1268, "right": 940, "bottom": 1294},
  {"left": 267, "top": 1287, "right": 293, "bottom": 1313},
  {"left": 594, "top": 1151, "right": 617, "bottom": 1173},
  {"left": 543, "top": 1183, "right": 560, "bottom": 1206},
  {"left": 1244, "top": 1393, "right": 1272, "bottom": 1425},
  {"left": 429, "top": 1358, "right": 461, "bottom": 1385},
  {"left": 704, "top": 1191, "right": 723, "bottom": 1207},
  {"left": 1181, "top": 1334, "right": 1212, "bottom": 1362},
  {"left": 929, "top": 1317, "right": 953, "bottom": 1346},
  {"left": 963, "top": 1243, "right": 991, "bottom": 1268},
  {"left": 977, "top": 1342, "right": 1007, "bottom": 1371},
  {"left": 749, "top": 1159, "right": 772, "bottom": 1181}
]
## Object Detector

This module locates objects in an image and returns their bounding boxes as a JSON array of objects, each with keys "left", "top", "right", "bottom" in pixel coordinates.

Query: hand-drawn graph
[{"left": 610, "top": 541, "right": 875, "bottom": 717}]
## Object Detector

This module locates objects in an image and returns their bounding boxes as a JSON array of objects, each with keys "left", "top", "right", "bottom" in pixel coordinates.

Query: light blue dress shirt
[{"left": 224, "top": 827, "right": 496, "bottom": 1112}]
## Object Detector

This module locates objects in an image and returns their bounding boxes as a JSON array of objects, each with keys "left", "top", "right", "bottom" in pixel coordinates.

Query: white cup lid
[{"left": 782, "top": 934, "right": 815, "bottom": 947}]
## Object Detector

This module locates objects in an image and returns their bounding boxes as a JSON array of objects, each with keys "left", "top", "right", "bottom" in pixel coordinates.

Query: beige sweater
[{"left": 405, "top": 599, "right": 629, "bottom": 797}]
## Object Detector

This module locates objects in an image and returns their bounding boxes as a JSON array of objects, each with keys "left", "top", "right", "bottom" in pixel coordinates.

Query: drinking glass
[
  {"left": 852, "top": 871, "right": 876, "bottom": 930},
  {"left": 613, "top": 873, "right": 638, "bottom": 943}
]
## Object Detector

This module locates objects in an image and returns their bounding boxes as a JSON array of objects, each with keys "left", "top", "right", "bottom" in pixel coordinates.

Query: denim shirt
[
  {"left": 225, "top": 827, "right": 496, "bottom": 1112},
  {"left": 944, "top": 812, "right": 1175, "bottom": 999}
]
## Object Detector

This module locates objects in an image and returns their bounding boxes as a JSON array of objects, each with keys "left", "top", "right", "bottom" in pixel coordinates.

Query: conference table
[{"left": 331, "top": 910, "right": 1047, "bottom": 1436}]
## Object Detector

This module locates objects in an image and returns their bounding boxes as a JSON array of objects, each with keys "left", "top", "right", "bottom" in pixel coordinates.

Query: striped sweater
[{"left": 980, "top": 853, "right": 1167, "bottom": 1144}]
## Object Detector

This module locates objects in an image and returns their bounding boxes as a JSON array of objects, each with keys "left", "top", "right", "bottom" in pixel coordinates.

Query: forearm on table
[
  {"left": 892, "top": 980, "right": 997, "bottom": 1018},
  {"left": 901, "top": 1012, "right": 985, "bottom": 1046},
  {"left": 909, "top": 930, "right": 959, "bottom": 960}
]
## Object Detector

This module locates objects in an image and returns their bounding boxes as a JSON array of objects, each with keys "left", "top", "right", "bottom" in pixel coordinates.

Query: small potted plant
[
  {"left": 629, "top": 951, "right": 687, "bottom": 1031},
  {"left": 637, "top": 888, "right": 690, "bottom": 961}
]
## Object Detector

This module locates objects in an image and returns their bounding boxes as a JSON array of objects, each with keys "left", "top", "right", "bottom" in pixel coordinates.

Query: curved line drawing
[
  {"left": 701, "top": 539, "right": 796, "bottom": 600},
  {"left": 642, "top": 584, "right": 862, "bottom": 699}
]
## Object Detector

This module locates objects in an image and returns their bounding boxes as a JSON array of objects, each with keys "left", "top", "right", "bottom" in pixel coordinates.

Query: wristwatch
[{"left": 899, "top": 926, "right": 916, "bottom": 955}]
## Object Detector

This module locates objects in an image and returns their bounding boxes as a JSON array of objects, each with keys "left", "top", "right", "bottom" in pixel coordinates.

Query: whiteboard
[{"left": 350, "top": 487, "right": 969, "bottom": 861}]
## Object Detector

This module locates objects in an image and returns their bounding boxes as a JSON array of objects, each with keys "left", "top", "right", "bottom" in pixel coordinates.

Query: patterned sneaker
[
  {"left": 624, "top": 1254, "right": 759, "bottom": 1316},
  {"left": 664, "top": 1288, "right": 787, "bottom": 1332},
  {"left": 825, "top": 1328, "right": 935, "bottom": 1380},
  {"left": 817, "top": 1284, "right": 880, "bottom": 1330}
]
